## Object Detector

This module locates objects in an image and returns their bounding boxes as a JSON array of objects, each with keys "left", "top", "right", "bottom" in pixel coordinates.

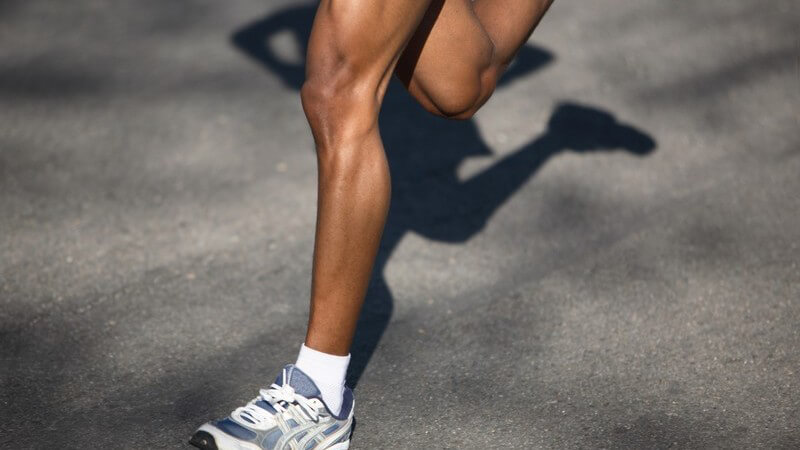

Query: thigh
[{"left": 305, "top": 0, "right": 434, "bottom": 101}]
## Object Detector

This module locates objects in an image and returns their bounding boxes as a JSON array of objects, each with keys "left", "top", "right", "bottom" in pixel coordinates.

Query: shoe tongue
[{"left": 276, "top": 364, "right": 322, "bottom": 399}]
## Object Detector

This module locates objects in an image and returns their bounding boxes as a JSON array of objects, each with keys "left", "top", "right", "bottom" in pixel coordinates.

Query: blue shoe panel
[{"left": 214, "top": 418, "right": 258, "bottom": 441}]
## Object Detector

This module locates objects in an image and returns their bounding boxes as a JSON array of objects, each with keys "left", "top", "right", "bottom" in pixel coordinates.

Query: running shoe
[{"left": 190, "top": 365, "right": 354, "bottom": 450}]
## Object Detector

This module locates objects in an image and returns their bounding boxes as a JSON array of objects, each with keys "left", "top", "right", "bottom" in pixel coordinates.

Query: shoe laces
[{"left": 232, "top": 368, "right": 320, "bottom": 430}]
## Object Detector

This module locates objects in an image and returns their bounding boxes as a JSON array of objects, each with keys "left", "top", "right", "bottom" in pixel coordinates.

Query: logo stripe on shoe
[
  {"left": 295, "top": 423, "right": 336, "bottom": 450},
  {"left": 310, "top": 417, "right": 352, "bottom": 449},
  {"left": 276, "top": 421, "right": 336, "bottom": 450}
]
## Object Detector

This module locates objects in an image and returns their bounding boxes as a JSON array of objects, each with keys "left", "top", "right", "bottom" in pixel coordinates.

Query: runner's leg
[
  {"left": 191, "top": 3, "right": 555, "bottom": 446},
  {"left": 301, "top": 0, "right": 434, "bottom": 357}
]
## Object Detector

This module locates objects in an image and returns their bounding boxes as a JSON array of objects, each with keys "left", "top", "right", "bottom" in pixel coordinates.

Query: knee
[
  {"left": 430, "top": 82, "right": 482, "bottom": 120},
  {"left": 300, "top": 68, "right": 380, "bottom": 152},
  {"left": 424, "top": 65, "right": 499, "bottom": 121}
]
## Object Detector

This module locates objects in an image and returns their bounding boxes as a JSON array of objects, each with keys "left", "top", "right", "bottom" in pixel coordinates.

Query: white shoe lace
[{"left": 231, "top": 368, "right": 320, "bottom": 430}]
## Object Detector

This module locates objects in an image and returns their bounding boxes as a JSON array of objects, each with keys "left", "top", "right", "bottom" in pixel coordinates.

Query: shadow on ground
[{"left": 231, "top": 3, "right": 656, "bottom": 387}]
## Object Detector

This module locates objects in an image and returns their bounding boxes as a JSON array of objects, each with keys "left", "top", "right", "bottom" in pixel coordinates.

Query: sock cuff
[{"left": 295, "top": 343, "right": 350, "bottom": 389}]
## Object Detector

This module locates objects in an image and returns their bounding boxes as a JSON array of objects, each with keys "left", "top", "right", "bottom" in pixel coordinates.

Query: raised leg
[
  {"left": 397, "top": 0, "right": 555, "bottom": 119},
  {"left": 300, "top": 0, "right": 433, "bottom": 356}
]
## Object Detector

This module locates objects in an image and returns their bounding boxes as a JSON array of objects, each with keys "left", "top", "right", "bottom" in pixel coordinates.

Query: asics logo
[{"left": 275, "top": 419, "right": 338, "bottom": 450}]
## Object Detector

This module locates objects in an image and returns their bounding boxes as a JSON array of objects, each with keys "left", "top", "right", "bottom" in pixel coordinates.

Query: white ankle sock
[{"left": 294, "top": 343, "right": 350, "bottom": 415}]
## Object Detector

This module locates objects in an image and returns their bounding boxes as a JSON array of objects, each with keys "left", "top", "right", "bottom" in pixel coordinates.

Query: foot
[{"left": 190, "top": 365, "right": 354, "bottom": 450}]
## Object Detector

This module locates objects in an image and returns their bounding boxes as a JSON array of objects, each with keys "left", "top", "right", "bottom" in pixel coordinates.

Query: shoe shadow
[{"left": 231, "top": 3, "right": 656, "bottom": 388}]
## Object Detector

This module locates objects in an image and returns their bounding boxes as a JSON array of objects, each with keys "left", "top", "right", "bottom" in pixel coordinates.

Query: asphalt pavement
[{"left": 1, "top": 0, "right": 798, "bottom": 448}]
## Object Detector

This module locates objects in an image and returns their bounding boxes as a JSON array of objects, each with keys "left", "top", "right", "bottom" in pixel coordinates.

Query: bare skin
[{"left": 301, "top": 0, "right": 555, "bottom": 356}]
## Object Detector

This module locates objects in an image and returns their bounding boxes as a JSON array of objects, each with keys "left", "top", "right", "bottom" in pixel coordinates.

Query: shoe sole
[
  {"left": 189, "top": 424, "right": 351, "bottom": 450},
  {"left": 189, "top": 430, "right": 218, "bottom": 450}
]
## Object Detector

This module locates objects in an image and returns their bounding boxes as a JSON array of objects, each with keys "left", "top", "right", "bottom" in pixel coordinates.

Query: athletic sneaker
[{"left": 190, "top": 365, "right": 354, "bottom": 450}]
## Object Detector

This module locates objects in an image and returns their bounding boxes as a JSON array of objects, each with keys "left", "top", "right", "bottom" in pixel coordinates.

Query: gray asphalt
[{"left": 1, "top": 1, "right": 799, "bottom": 448}]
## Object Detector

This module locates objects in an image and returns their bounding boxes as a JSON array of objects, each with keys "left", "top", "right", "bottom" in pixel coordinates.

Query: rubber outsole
[
  {"left": 188, "top": 431, "right": 352, "bottom": 450},
  {"left": 188, "top": 430, "right": 218, "bottom": 450},
  {"left": 189, "top": 422, "right": 352, "bottom": 450}
]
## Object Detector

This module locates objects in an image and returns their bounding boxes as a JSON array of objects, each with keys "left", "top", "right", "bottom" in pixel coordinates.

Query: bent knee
[
  {"left": 420, "top": 65, "right": 499, "bottom": 120},
  {"left": 429, "top": 81, "right": 482, "bottom": 120}
]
